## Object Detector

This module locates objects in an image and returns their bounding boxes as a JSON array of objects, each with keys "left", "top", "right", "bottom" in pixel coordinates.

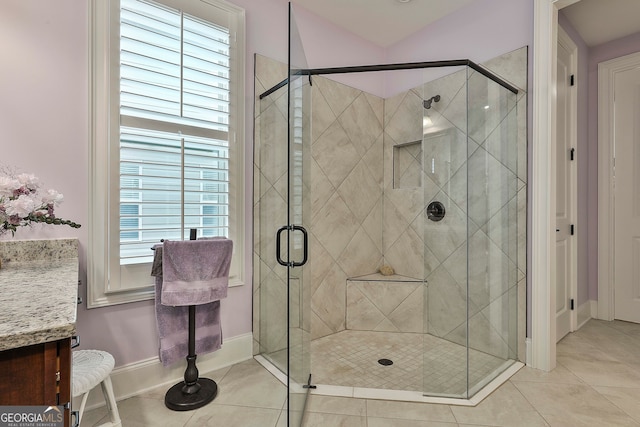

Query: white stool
[{"left": 72, "top": 350, "right": 122, "bottom": 427}]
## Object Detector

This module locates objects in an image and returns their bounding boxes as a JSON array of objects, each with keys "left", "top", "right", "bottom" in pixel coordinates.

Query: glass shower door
[
  {"left": 465, "top": 69, "right": 519, "bottom": 396},
  {"left": 286, "top": 3, "right": 311, "bottom": 425},
  {"left": 422, "top": 66, "right": 471, "bottom": 398}
]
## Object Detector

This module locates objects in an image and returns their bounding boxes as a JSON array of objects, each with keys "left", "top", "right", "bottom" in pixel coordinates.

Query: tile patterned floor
[
  {"left": 311, "top": 330, "right": 509, "bottom": 396},
  {"left": 83, "top": 319, "right": 640, "bottom": 426}
]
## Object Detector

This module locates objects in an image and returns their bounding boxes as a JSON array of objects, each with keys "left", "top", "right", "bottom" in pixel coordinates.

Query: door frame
[
  {"left": 531, "top": 0, "right": 580, "bottom": 371},
  {"left": 597, "top": 51, "right": 640, "bottom": 320},
  {"left": 557, "top": 25, "right": 579, "bottom": 337}
]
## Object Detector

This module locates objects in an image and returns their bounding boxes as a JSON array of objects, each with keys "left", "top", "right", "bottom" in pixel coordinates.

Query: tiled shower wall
[
  {"left": 253, "top": 48, "right": 528, "bottom": 362},
  {"left": 308, "top": 77, "right": 385, "bottom": 339}
]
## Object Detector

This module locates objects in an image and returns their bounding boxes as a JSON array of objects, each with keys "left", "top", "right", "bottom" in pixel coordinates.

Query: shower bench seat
[{"left": 346, "top": 274, "right": 425, "bottom": 333}]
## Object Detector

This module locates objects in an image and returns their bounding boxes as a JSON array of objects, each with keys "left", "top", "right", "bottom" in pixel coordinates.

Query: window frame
[{"left": 88, "top": 0, "right": 245, "bottom": 308}]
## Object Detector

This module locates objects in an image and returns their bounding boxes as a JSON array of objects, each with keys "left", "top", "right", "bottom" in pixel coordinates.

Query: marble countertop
[{"left": 0, "top": 240, "right": 78, "bottom": 352}]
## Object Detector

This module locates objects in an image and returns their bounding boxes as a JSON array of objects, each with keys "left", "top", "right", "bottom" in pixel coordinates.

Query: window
[{"left": 89, "top": 0, "right": 245, "bottom": 307}]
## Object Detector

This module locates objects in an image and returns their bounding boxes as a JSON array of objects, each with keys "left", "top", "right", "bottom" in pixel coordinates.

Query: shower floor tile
[{"left": 311, "top": 330, "right": 509, "bottom": 396}]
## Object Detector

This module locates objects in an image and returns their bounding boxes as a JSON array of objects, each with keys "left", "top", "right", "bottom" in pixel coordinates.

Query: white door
[
  {"left": 613, "top": 64, "right": 640, "bottom": 324},
  {"left": 556, "top": 28, "right": 577, "bottom": 341}
]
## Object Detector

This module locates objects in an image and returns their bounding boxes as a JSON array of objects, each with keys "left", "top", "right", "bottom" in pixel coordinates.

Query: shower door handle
[
  {"left": 290, "top": 225, "right": 308, "bottom": 267},
  {"left": 275, "top": 225, "right": 308, "bottom": 267},
  {"left": 276, "top": 225, "right": 288, "bottom": 267}
]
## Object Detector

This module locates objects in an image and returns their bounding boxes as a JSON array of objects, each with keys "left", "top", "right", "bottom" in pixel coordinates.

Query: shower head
[{"left": 423, "top": 95, "right": 441, "bottom": 109}]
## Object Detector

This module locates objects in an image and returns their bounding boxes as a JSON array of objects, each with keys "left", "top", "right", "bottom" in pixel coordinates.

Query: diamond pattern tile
[
  {"left": 338, "top": 93, "right": 383, "bottom": 157},
  {"left": 346, "top": 279, "right": 423, "bottom": 333}
]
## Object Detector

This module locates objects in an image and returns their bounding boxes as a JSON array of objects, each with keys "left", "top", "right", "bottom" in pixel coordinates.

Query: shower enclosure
[{"left": 253, "top": 5, "right": 525, "bottom": 424}]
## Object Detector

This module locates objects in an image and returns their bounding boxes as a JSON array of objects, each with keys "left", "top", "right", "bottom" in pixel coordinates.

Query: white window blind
[{"left": 119, "top": 0, "right": 230, "bottom": 264}]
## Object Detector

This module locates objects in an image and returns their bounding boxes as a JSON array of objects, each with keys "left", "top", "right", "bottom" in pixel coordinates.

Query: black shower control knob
[{"left": 427, "top": 201, "right": 446, "bottom": 222}]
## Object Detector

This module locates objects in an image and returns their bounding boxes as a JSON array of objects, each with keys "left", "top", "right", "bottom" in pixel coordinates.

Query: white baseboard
[
  {"left": 590, "top": 300, "right": 598, "bottom": 320},
  {"left": 577, "top": 300, "right": 595, "bottom": 330},
  {"left": 75, "top": 332, "right": 253, "bottom": 412}
]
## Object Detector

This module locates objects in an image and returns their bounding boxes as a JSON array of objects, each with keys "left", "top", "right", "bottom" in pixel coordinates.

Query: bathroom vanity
[{"left": 0, "top": 239, "right": 78, "bottom": 427}]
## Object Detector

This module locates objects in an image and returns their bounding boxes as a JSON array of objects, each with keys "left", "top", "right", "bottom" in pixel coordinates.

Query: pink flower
[
  {"left": 13, "top": 186, "right": 31, "bottom": 197},
  {"left": 16, "top": 173, "right": 39, "bottom": 189},
  {"left": 5, "top": 194, "right": 36, "bottom": 218},
  {"left": 41, "top": 189, "right": 64, "bottom": 205},
  {"left": 0, "top": 176, "right": 19, "bottom": 198}
]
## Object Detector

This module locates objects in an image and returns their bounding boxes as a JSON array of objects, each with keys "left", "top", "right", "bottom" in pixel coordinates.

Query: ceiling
[
  {"left": 561, "top": 0, "right": 640, "bottom": 47},
  {"left": 288, "top": 0, "right": 640, "bottom": 49},
  {"left": 289, "top": 0, "right": 474, "bottom": 47}
]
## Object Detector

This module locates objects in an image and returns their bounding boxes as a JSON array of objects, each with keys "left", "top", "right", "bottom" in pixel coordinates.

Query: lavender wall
[
  {"left": 291, "top": 5, "right": 386, "bottom": 96},
  {"left": 0, "top": 2, "right": 88, "bottom": 244},
  {"left": 384, "top": 0, "right": 533, "bottom": 97},
  {"left": 558, "top": 14, "right": 590, "bottom": 306}
]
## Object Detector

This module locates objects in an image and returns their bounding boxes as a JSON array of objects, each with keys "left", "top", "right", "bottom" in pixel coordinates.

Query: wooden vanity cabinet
[{"left": 0, "top": 337, "right": 71, "bottom": 427}]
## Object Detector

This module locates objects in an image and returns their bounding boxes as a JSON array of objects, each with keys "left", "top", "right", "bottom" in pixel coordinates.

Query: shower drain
[{"left": 378, "top": 358, "right": 393, "bottom": 366}]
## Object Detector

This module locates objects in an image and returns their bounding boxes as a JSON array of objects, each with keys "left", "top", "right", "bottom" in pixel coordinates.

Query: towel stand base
[
  {"left": 165, "top": 302, "right": 218, "bottom": 411},
  {"left": 165, "top": 377, "right": 217, "bottom": 411}
]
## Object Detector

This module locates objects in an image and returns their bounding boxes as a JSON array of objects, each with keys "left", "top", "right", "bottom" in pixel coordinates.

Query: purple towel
[
  {"left": 161, "top": 239, "right": 233, "bottom": 306},
  {"left": 152, "top": 245, "right": 223, "bottom": 366},
  {"left": 153, "top": 277, "right": 222, "bottom": 366}
]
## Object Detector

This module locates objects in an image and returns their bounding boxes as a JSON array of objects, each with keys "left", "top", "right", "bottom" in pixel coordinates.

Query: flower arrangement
[{"left": 0, "top": 169, "right": 81, "bottom": 236}]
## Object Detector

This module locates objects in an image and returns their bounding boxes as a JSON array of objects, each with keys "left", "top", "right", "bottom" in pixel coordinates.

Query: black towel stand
[{"left": 164, "top": 228, "right": 218, "bottom": 411}]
